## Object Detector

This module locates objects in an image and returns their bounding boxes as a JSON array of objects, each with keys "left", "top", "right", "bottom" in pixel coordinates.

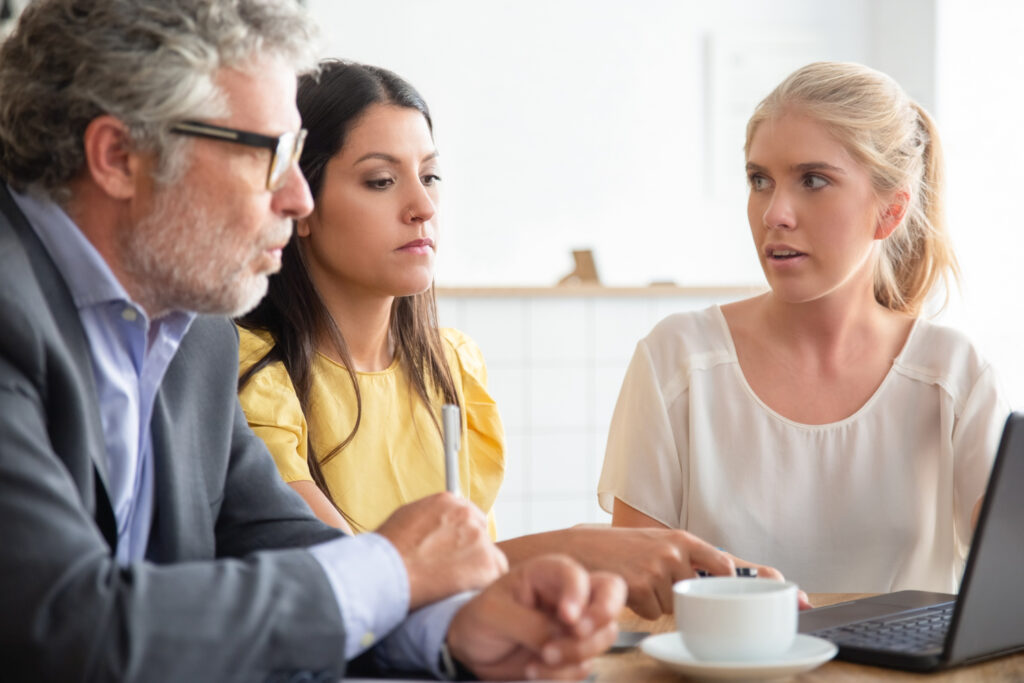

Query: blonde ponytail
[{"left": 745, "top": 62, "right": 959, "bottom": 315}]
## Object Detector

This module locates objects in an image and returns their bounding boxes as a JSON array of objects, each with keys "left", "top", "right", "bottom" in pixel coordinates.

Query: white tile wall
[
  {"left": 498, "top": 428, "right": 529, "bottom": 500},
  {"left": 483, "top": 365, "right": 527, "bottom": 432},
  {"left": 594, "top": 364, "right": 630, "bottom": 437},
  {"left": 438, "top": 289, "right": 745, "bottom": 541},
  {"left": 528, "top": 366, "right": 590, "bottom": 430},
  {"left": 458, "top": 298, "right": 529, "bottom": 364},
  {"left": 529, "top": 499, "right": 594, "bottom": 534},
  {"left": 529, "top": 299, "right": 592, "bottom": 363},
  {"left": 528, "top": 431, "right": 594, "bottom": 498},
  {"left": 592, "top": 297, "right": 654, "bottom": 363}
]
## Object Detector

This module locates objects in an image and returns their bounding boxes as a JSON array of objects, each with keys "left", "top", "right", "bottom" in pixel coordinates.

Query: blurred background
[{"left": 308, "top": 0, "right": 1024, "bottom": 538}]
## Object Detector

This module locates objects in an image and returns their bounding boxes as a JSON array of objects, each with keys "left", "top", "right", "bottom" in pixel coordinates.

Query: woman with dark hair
[
  {"left": 237, "top": 60, "right": 501, "bottom": 535},
  {"left": 238, "top": 60, "right": 796, "bottom": 618}
]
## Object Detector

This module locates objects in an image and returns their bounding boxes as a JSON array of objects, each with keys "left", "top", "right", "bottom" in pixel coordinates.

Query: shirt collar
[
  {"left": 9, "top": 185, "right": 131, "bottom": 310},
  {"left": 9, "top": 184, "right": 196, "bottom": 333}
]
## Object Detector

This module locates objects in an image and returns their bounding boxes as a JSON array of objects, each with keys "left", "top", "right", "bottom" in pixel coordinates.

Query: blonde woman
[{"left": 599, "top": 62, "right": 1010, "bottom": 594}]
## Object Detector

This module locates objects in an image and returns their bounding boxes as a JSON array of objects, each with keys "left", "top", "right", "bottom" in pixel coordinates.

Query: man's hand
[
  {"left": 376, "top": 492, "right": 508, "bottom": 610},
  {"left": 446, "top": 554, "right": 626, "bottom": 681}
]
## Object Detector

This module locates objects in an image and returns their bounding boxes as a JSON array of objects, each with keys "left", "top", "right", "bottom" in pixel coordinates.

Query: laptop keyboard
[{"left": 813, "top": 603, "right": 954, "bottom": 653}]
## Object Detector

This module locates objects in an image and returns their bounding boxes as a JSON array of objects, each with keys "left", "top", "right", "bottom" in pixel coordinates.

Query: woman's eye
[
  {"left": 422, "top": 173, "right": 442, "bottom": 186},
  {"left": 749, "top": 175, "right": 770, "bottom": 191},
  {"left": 365, "top": 177, "right": 394, "bottom": 190},
  {"left": 803, "top": 174, "right": 829, "bottom": 190}
]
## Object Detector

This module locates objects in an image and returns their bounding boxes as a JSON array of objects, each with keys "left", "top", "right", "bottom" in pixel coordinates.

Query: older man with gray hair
[{"left": 0, "top": 1, "right": 625, "bottom": 681}]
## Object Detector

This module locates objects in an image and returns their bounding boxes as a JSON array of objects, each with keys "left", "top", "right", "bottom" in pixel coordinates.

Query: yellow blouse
[{"left": 237, "top": 326, "right": 505, "bottom": 538}]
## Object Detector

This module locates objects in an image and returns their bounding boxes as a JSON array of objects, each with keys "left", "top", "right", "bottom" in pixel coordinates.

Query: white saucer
[{"left": 640, "top": 632, "right": 838, "bottom": 681}]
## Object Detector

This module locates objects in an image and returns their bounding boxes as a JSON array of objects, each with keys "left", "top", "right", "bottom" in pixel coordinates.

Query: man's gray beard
[{"left": 118, "top": 188, "right": 282, "bottom": 318}]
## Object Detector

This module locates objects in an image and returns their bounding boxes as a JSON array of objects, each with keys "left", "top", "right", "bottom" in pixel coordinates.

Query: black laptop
[{"left": 798, "top": 411, "right": 1024, "bottom": 671}]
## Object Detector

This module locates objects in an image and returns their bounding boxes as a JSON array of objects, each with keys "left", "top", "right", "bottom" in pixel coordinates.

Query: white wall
[
  {"left": 307, "top": 0, "right": 868, "bottom": 287},
  {"left": 306, "top": 0, "right": 1024, "bottom": 405},
  {"left": 934, "top": 0, "right": 1024, "bottom": 407}
]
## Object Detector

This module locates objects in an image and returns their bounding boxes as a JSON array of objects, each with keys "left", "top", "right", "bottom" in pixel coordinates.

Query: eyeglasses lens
[{"left": 268, "top": 130, "right": 307, "bottom": 191}]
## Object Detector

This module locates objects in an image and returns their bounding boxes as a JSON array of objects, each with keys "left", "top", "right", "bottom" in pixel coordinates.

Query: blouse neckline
[
  {"left": 710, "top": 304, "right": 922, "bottom": 430},
  {"left": 317, "top": 350, "right": 401, "bottom": 377}
]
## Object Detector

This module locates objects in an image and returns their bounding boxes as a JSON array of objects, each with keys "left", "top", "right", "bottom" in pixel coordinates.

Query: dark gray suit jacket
[{"left": 0, "top": 185, "right": 350, "bottom": 682}]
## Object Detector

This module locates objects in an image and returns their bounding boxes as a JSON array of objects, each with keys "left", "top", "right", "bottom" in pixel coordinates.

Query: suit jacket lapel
[{"left": 0, "top": 184, "right": 116, "bottom": 545}]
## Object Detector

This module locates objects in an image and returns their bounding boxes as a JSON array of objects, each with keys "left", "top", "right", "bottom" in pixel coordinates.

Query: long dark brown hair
[{"left": 238, "top": 60, "right": 460, "bottom": 517}]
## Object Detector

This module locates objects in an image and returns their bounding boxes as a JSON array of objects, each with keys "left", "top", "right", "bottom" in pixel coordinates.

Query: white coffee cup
[{"left": 674, "top": 577, "right": 798, "bottom": 662}]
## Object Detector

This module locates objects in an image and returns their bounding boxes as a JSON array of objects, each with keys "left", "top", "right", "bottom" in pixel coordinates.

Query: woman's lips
[
  {"left": 764, "top": 245, "right": 806, "bottom": 260},
  {"left": 398, "top": 238, "right": 434, "bottom": 255},
  {"left": 763, "top": 245, "right": 808, "bottom": 270}
]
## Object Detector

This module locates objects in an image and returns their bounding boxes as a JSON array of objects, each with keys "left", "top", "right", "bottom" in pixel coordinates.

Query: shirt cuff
[
  {"left": 308, "top": 532, "right": 409, "bottom": 660},
  {"left": 371, "top": 591, "right": 477, "bottom": 679}
]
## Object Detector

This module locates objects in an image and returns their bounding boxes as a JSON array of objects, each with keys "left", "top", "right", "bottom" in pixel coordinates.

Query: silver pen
[{"left": 442, "top": 404, "right": 461, "bottom": 495}]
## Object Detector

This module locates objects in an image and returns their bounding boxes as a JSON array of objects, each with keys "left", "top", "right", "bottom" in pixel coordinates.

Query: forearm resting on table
[
  {"left": 498, "top": 499, "right": 668, "bottom": 565},
  {"left": 498, "top": 529, "right": 587, "bottom": 566},
  {"left": 498, "top": 499, "right": 679, "bottom": 568}
]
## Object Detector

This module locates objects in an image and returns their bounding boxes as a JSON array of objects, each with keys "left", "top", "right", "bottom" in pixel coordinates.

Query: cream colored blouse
[{"left": 599, "top": 305, "right": 1009, "bottom": 593}]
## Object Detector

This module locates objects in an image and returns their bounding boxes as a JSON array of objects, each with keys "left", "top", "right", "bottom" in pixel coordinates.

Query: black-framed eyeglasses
[{"left": 169, "top": 120, "right": 307, "bottom": 191}]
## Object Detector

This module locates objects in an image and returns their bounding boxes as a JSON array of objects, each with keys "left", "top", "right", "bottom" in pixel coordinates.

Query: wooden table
[{"left": 592, "top": 594, "right": 1024, "bottom": 681}]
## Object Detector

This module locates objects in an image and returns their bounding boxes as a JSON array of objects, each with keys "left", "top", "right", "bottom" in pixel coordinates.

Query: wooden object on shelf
[{"left": 557, "top": 249, "right": 601, "bottom": 286}]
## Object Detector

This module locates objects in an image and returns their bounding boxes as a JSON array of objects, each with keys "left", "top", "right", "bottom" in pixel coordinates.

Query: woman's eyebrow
[
  {"left": 745, "top": 161, "right": 847, "bottom": 175},
  {"left": 354, "top": 152, "right": 399, "bottom": 165},
  {"left": 793, "top": 161, "right": 846, "bottom": 174},
  {"left": 353, "top": 150, "right": 441, "bottom": 165}
]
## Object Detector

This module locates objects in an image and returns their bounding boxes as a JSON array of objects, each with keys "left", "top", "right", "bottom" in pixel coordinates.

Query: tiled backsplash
[{"left": 436, "top": 286, "right": 757, "bottom": 540}]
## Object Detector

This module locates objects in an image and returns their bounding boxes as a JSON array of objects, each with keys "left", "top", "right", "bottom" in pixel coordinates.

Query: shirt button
[
  {"left": 121, "top": 307, "right": 138, "bottom": 322},
  {"left": 360, "top": 631, "right": 375, "bottom": 648}
]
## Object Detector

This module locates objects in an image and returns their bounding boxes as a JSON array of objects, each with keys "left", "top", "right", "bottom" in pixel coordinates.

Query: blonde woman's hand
[{"left": 724, "top": 552, "right": 813, "bottom": 610}]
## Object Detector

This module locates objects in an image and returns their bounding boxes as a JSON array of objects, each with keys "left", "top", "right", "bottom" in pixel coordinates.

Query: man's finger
[
  {"left": 472, "top": 594, "right": 564, "bottom": 655},
  {"left": 495, "top": 546, "right": 510, "bottom": 574},
  {"left": 540, "top": 620, "right": 619, "bottom": 668},
  {"left": 573, "top": 572, "right": 626, "bottom": 636},
  {"left": 520, "top": 555, "right": 591, "bottom": 626}
]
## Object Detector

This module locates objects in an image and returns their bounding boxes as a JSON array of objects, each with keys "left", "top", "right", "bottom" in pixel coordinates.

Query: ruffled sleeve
[
  {"left": 237, "top": 326, "right": 312, "bottom": 484},
  {"left": 442, "top": 328, "right": 506, "bottom": 539},
  {"left": 598, "top": 334, "right": 689, "bottom": 529}
]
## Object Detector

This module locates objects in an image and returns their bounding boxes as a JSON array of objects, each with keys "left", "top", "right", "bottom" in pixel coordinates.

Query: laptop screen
[{"left": 947, "top": 411, "right": 1024, "bottom": 663}]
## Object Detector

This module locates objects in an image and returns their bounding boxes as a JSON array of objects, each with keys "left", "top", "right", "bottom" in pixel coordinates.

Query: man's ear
[
  {"left": 81, "top": 115, "right": 146, "bottom": 200},
  {"left": 875, "top": 190, "right": 910, "bottom": 240}
]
